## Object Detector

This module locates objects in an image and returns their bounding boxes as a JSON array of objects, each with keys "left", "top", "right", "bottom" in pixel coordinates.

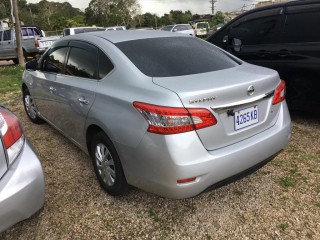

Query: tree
[
  {"left": 85, "top": 0, "right": 140, "bottom": 27},
  {"left": 211, "top": 11, "right": 225, "bottom": 27}
]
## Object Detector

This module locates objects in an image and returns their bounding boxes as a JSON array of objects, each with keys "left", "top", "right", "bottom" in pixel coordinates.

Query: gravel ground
[{"left": 1, "top": 94, "right": 319, "bottom": 240}]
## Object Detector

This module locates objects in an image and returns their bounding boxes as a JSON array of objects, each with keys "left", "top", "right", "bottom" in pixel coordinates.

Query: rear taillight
[
  {"left": 34, "top": 37, "right": 39, "bottom": 48},
  {"left": 133, "top": 102, "right": 217, "bottom": 135},
  {"left": 0, "top": 108, "right": 24, "bottom": 165},
  {"left": 272, "top": 80, "right": 286, "bottom": 105}
]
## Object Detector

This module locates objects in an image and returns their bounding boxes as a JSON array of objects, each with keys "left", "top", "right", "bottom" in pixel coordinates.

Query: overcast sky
[{"left": 26, "top": 0, "right": 254, "bottom": 15}]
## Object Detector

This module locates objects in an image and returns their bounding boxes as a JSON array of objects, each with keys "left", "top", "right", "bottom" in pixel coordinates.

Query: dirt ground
[{"left": 1, "top": 94, "right": 319, "bottom": 239}]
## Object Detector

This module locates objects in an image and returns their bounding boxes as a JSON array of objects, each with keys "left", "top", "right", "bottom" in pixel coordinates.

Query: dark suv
[{"left": 207, "top": 0, "right": 320, "bottom": 112}]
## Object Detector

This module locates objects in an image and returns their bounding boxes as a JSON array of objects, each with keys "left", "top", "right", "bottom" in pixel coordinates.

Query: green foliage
[
  {"left": 211, "top": 11, "right": 225, "bottom": 27},
  {"left": 85, "top": 0, "right": 140, "bottom": 27}
]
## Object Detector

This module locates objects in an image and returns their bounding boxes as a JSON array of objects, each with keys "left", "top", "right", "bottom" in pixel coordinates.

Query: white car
[{"left": 161, "top": 24, "right": 195, "bottom": 36}]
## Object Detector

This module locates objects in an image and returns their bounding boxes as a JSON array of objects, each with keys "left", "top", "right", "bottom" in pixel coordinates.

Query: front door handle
[
  {"left": 49, "top": 86, "right": 56, "bottom": 94},
  {"left": 78, "top": 97, "right": 89, "bottom": 105}
]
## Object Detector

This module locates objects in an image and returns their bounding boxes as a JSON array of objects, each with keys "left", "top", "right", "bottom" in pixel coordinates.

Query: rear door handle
[
  {"left": 49, "top": 86, "right": 56, "bottom": 94},
  {"left": 78, "top": 97, "right": 89, "bottom": 105},
  {"left": 278, "top": 49, "right": 291, "bottom": 57},
  {"left": 258, "top": 50, "right": 270, "bottom": 57}
]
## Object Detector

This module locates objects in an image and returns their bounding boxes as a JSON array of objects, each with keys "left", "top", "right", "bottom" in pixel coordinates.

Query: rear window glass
[{"left": 116, "top": 37, "right": 239, "bottom": 77}]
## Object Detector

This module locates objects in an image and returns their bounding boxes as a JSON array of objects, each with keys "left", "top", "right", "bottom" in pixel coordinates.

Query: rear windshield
[
  {"left": 116, "top": 37, "right": 239, "bottom": 77},
  {"left": 197, "top": 23, "right": 209, "bottom": 29}
]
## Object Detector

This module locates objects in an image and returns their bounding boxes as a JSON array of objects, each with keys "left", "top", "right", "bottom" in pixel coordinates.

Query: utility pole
[
  {"left": 11, "top": 0, "right": 25, "bottom": 66},
  {"left": 209, "top": 0, "right": 217, "bottom": 15}
]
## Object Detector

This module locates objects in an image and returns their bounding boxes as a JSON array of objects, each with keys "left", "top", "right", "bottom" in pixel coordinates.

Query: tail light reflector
[
  {"left": 272, "top": 80, "right": 286, "bottom": 105},
  {"left": 133, "top": 102, "right": 217, "bottom": 135},
  {"left": 34, "top": 37, "right": 39, "bottom": 48},
  {"left": 177, "top": 177, "right": 197, "bottom": 184}
]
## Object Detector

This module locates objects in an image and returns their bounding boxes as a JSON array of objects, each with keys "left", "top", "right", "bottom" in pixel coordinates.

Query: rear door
[
  {"left": 49, "top": 41, "right": 113, "bottom": 144},
  {"left": 277, "top": 2, "right": 320, "bottom": 110},
  {"left": 0, "top": 30, "right": 16, "bottom": 58}
]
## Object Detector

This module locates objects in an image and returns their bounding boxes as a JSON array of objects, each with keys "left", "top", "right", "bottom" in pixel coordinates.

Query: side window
[
  {"left": 65, "top": 43, "right": 98, "bottom": 79},
  {"left": 33, "top": 28, "right": 41, "bottom": 36},
  {"left": 229, "top": 14, "right": 283, "bottom": 45},
  {"left": 42, "top": 47, "right": 68, "bottom": 74},
  {"left": 98, "top": 50, "right": 114, "bottom": 79},
  {"left": 0, "top": 31, "right": 2, "bottom": 41},
  {"left": 3, "top": 30, "right": 11, "bottom": 41},
  {"left": 27, "top": 28, "right": 34, "bottom": 37},
  {"left": 21, "top": 28, "right": 28, "bottom": 37},
  {"left": 283, "top": 9, "right": 320, "bottom": 43}
]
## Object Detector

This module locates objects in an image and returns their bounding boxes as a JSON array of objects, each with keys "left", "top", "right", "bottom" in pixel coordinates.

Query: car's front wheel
[
  {"left": 23, "top": 88, "right": 44, "bottom": 124},
  {"left": 91, "top": 132, "right": 128, "bottom": 196}
]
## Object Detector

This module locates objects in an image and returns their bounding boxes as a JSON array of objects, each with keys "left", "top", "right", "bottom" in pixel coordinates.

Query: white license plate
[
  {"left": 39, "top": 41, "right": 53, "bottom": 48},
  {"left": 234, "top": 105, "right": 259, "bottom": 130}
]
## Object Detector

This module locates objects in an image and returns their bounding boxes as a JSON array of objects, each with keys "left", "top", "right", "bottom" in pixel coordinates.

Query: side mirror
[
  {"left": 25, "top": 59, "right": 38, "bottom": 71},
  {"left": 232, "top": 38, "right": 242, "bottom": 52},
  {"left": 172, "top": 28, "right": 178, "bottom": 32}
]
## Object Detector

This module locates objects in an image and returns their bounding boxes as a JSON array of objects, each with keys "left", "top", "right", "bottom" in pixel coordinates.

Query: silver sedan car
[
  {"left": 0, "top": 106, "right": 44, "bottom": 232},
  {"left": 22, "top": 31, "right": 291, "bottom": 199}
]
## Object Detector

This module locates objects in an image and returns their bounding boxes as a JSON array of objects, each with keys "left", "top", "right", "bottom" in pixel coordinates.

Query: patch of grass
[
  {"left": 148, "top": 208, "right": 161, "bottom": 223},
  {"left": 0, "top": 66, "right": 24, "bottom": 96},
  {"left": 233, "top": 190, "right": 244, "bottom": 196},
  {"left": 279, "top": 176, "right": 295, "bottom": 188},
  {"left": 271, "top": 159, "right": 283, "bottom": 167},
  {"left": 205, "top": 234, "right": 213, "bottom": 240},
  {"left": 316, "top": 186, "right": 320, "bottom": 194},
  {"left": 278, "top": 222, "right": 289, "bottom": 231},
  {"left": 0, "top": 236, "right": 6, "bottom": 240},
  {"left": 316, "top": 202, "right": 320, "bottom": 208},
  {"left": 290, "top": 165, "right": 298, "bottom": 175}
]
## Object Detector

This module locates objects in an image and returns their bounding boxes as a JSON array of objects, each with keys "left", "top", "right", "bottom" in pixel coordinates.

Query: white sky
[{"left": 26, "top": 0, "right": 255, "bottom": 15}]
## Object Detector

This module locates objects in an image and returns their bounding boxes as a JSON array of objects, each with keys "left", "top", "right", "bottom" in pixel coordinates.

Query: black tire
[
  {"left": 23, "top": 88, "right": 45, "bottom": 124},
  {"left": 91, "top": 132, "right": 129, "bottom": 196},
  {"left": 13, "top": 58, "right": 19, "bottom": 65}
]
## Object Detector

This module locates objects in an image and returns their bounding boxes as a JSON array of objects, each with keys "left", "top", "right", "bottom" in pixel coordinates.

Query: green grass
[
  {"left": 279, "top": 176, "right": 295, "bottom": 188},
  {"left": 0, "top": 66, "right": 24, "bottom": 95},
  {"left": 278, "top": 222, "right": 289, "bottom": 231}
]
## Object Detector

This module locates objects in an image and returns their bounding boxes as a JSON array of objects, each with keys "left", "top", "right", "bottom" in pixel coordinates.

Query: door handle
[
  {"left": 78, "top": 97, "right": 89, "bottom": 105},
  {"left": 258, "top": 50, "right": 270, "bottom": 57},
  {"left": 49, "top": 86, "right": 56, "bottom": 94},
  {"left": 278, "top": 49, "right": 291, "bottom": 57}
]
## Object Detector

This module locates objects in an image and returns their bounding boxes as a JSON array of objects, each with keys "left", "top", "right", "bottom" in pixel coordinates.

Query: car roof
[{"left": 63, "top": 30, "right": 192, "bottom": 44}]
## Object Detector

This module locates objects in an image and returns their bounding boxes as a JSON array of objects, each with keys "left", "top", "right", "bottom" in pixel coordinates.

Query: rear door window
[
  {"left": 3, "top": 30, "right": 11, "bottom": 41},
  {"left": 65, "top": 41, "right": 98, "bottom": 79},
  {"left": 283, "top": 4, "right": 320, "bottom": 43},
  {"left": 116, "top": 37, "right": 239, "bottom": 77}
]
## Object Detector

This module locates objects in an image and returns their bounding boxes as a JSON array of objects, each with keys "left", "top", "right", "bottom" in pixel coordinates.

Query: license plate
[
  {"left": 39, "top": 41, "right": 53, "bottom": 48},
  {"left": 234, "top": 105, "right": 259, "bottom": 130}
]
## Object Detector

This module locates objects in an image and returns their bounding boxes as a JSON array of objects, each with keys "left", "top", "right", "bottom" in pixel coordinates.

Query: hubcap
[
  {"left": 24, "top": 94, "right": 37, "bottom": 119},
  {"left": 95, "top": 143, "right": 116, "bottom": 187}
]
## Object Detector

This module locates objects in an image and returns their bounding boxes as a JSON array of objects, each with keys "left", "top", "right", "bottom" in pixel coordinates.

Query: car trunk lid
[{"left": 153, "top": 64, "right": 282, "bottom": 150}]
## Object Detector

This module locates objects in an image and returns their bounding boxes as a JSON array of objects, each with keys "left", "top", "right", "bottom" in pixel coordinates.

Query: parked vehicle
[
  {"left": 105, "top": 26, "right": 126, "bottom": 31},
  {"left": 0, "top": 105, "right": 45, "bottom": 232},
  {"left": 22, "top": 31, "right": 291, "bottom": 199},
  {"left": 192, "top": 22, "right": 210, "bottom": 37},
  {"left": 207, "top": 0, "right": 320, "bottom": 112},
  {"left": 0, "top": 26, "right": 59, "bottom": 63},
  {"left": 62, "top": 27, "right": 105, "bottom": 37},
  {"left": 161, "top": 24, "right": 195, "bottom": 36}
]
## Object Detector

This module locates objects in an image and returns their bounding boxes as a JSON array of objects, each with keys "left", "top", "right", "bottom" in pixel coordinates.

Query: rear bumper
[
  {"left": 118, "top": 102, "right": 291, "bottom": 199},
  {"left": 0, "top": 139, "right": 45, "bottom": 233}
]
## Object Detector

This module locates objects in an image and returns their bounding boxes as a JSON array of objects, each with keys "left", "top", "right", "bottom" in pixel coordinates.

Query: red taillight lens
[
  {"left": 34, "top": 37, "right": 39, "bottom": 48},
  {"left": 133, "top": 102, "right": 217, "bottom": 135},
  {"left": 272, "top": 80, "right": 286, "bottom": 105},
  {"left": 0, "top": 108, "right": 23, "bottom": 149}
]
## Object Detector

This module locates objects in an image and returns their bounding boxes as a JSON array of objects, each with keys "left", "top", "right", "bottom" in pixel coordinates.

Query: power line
[{"left": 209, "top": 0, "right": 217, "bottom": 15}]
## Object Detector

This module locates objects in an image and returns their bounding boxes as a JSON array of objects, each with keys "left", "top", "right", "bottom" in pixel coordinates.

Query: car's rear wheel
[
  {"left": 91, "top": 132, "right": 128, "bottom": 196},
  {"left": 23, "top": 88, "right": 44, "bottom": 124}
]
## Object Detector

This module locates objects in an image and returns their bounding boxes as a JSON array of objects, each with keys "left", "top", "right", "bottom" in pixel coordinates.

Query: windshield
[
  {"left": 116, "top": 37, "right": 239, "bottom": 77},
  {"left": 161, "top": 25, "right": 174, "bottom": 31},
  {"left": 196, "top": 23, "right": 209, "bottom": 29}
]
